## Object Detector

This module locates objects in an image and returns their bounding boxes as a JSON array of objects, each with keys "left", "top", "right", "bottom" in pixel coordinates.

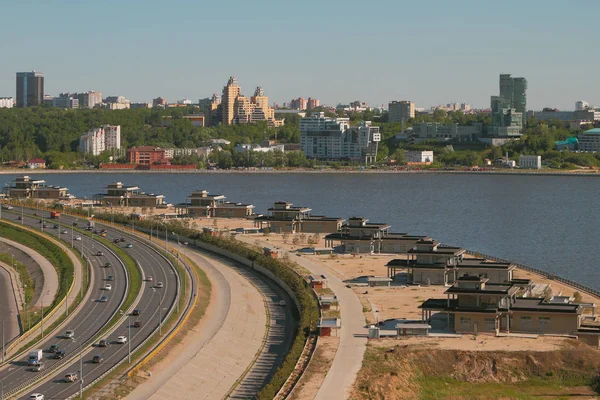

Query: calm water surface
[{"left": 4, "top": 173, "right": 599, "bottom": 289}]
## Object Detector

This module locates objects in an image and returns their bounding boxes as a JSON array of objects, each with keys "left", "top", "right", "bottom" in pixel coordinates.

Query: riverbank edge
[{"left": 0, "top": 169, "right": 599, "bottom": 177}]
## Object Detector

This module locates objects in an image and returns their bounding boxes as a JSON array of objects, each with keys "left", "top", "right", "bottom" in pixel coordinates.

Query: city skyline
[{"left": 1, "top": 1, "right": 600, "bottom": 110}]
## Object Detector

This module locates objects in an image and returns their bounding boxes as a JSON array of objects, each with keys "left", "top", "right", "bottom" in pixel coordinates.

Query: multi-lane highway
[{"left": 0, "top": 207, "right": 183, "bottom": 399}]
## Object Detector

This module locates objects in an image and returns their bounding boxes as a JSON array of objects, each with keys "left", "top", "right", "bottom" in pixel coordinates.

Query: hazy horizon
[{"left": 1, "top": 0, "right": 599, "bottom": 110}]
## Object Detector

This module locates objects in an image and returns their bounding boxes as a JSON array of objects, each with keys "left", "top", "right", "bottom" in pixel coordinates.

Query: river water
[{"left": 3, "top": 172, "right": 599, "bottom": 289}]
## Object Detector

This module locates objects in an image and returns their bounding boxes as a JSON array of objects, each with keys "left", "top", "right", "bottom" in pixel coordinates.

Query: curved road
[
  {"left": 0, "top": 208, "right": 181, "bottom": 400},
  {"left": 0, "top": 264, "right": 20, "bottom": 346}
]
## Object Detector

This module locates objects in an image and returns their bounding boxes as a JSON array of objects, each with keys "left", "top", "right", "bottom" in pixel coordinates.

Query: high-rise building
[
  {"left": 307, "top": 97, "right": 320, "bottom": 110},
  {"left": 16, "top": 71, "right": 44, "bottom": 107},
  {"left": 79, "top": 125, "right": 121, "bottom": 155},
  {"left": 388, "top": 101, "right": 415, "bottom": 123},
  {"left": 221, "top": 77, "right": 241, "bottom": 125},
  {"left": 489, "top": 74, "right": 527, "bottom": 138},
  {"left": 499, "top": 74, "right": 527, "bottom": 114},
  {"left": 575, "top": 100, "right": 589, "bottom": 111},
  {"left": 75, "top": 91, "right": 103, "bottom": 109},
  {"left": 300, "top": 112, "right": 380, "bottom": 163}
]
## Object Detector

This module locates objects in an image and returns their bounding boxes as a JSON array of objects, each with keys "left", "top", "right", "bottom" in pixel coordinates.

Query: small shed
[
  {"left": 395, "top": 322, "right": 431, "bottom": 337},
  {"left": 310, "top": 274, "right": 328, "bottom": 289},
  {"left": 319, "top": 295, "right": 339, "bottom": 311},
  {"left": 263, "top": 247, "right": 279, "bottom": 259},
  {"left": 318, "top": 317, "right": 341, "bottom": 337},
  {"left": 313, "top": 247, "right": 333, "bottom": 255},
  {"left": 368, "top": 276, "right": 392, "bottom": 287}
]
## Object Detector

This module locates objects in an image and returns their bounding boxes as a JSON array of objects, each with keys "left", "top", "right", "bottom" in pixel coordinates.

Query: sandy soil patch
[{"left": 290, "top": 336, "right": 340, "bottom": 400}]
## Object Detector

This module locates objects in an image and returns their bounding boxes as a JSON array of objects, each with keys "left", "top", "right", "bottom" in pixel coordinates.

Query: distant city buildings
[
  {"left": 575, "top": 100, "right": 590, "bottom": 111},
  {"left": 300, "top": 112, "right": 380, "bottom": 163},
  {"left": 578, "top": 128, "right": 600, "bottom": 152},
  {"left": 405, "top": 150, "right": 434, "bottom": 163},
  {"left": 527, "top": 109, "right": 600, "bottom": 124},
  {"left": 234, "top": 143, "right": 285, "bottom": 153},
  {"left": 410, "top": 122, "right": 483, "bottom": 143},
  {"left": 432, "top": 103, "right": 471, "bottom": 112},
  {"left": 519, "top": 155, "right": 541, "bottom": 169},
  {"left": 153, "top": 97, "right": 167, "bottom": 107},
  {"left": 75, "top": 91, "right": 103, "bottom": 109},
  {"left": 0, "top": 97, "right": 14, "bottom": 108},
  {"left": 214, "top": 77, "right": 283, "bottom": 127},
  {"left": 16, "top": 71, "right": 44, "bottom": 107},
  {"left": 79, "top": 125, "right": 121, "bottom": 155},
  {"left": 44, "top": 93, "right": 79, "bottom": 109},
  {"left": 388, "top": 101, "right": 415, "bottom": 123},
  {"left": 337, "top": 101, "right": 370, "bottom": 113},
  {"left": 103, "top": 96, "right": 130, "bottom": 110},
  {"left": 307, "top": 97, "right": 320, "bottom": 110}
]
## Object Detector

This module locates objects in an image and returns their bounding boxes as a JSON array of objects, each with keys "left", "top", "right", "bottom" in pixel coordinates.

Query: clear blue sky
[{"left": 1, "top": 0, "right": 598, "bottom": 110}]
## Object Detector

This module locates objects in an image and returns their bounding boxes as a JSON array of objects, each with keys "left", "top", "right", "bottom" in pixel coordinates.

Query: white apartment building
[
  {"left": 0, "top": 97, "right": 14, "bottom": 108},
  {"left": 405, "top": 151, "right": 434, "bottom": 163},
  {"left": 575, "top": 100, "right": 589, "bottom": 111},
  {"left": 388, "top": 101, "right": 415, "bottom": 123},
  {"left": 79, "top": 125, "right": 121, "bottom": 155},
  {"left": 519, "top": 155, "right": 542, "bottom": 169},
  {"left": 300, "top": 112, "right": 380, "bottom": 163}
]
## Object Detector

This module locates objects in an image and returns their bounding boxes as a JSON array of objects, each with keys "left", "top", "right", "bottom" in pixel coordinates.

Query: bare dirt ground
[{"left": 289, "top": 337, "right": 340, "bottom": 400}]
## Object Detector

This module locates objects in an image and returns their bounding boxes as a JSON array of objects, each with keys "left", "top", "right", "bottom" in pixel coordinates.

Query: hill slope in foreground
[{"left": 352, "top": 340, "right": 600, "bottom": 400}]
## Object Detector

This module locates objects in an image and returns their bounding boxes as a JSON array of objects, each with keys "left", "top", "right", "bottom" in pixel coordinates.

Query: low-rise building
[
  {"left": 519, "top": 155, "right": 541, "bottom": 169},
  {"left": 254, "top": 201, "right": 344, "bottom": 234},
  {"left": 175, "top": 190, "right": 254, "bottom": 218},
  {"left": 556, "top": 137, "right": 579, "bottom": 151},
  {"left": 0, "top": 97, "right": 14, "bottom": 108},
  {"left": 411, "top": 122, "right": 483, "bottom": 143},
  {"left": 27, "top": 158, "right": 46, "bottom": 169},
  {"left": 127, "top": 146, "right": 166, "bottom": 164},
  {"left": 405, "top": 150, "right": 434, "bottom": 163},
  {"left": 94, "top": 182, "right": 166, "bottom": 207},
  {"left": 3, "top": 176, "right": 72, "bottom": 199},
  {"left": 578, "top": 128, "right": 600, "bottom": 152},
  {"left": 420, "top": 274, "right": 584, "bottom": 335},
  {"left": 324, "top": 217, "right": 426, "bottom": 254}
]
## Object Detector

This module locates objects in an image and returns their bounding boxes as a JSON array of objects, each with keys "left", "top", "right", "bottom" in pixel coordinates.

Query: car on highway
[
  {"left": 65, "top": 372, "right": 79, "bottom": 382},
  {"left": 98, "top": 339, "right": 109, "bottom": 347},
  {"left": 96, "top": 251, "right": 104, "bottom": 256},
  {"left": 2, "top": 204, "right": 13, "bottom": 210},
  {"left": 119, "top": 237, "right": 126, "bottom": 242},
  {"left": 278, "top": 300, "right": 286, "bottom": 306},
  {"left": 75, "top": 236, "right": 82, "bottom": 241},
  {"left": 99, "top": 296, "right": 108, "bottom": 303},
  {"left": 33, "top": 212, "right": 38, "bottom": 216},
  {"left": 53, "top": 350, "right": 66, "bottom": 359},
  {"left": 48, "top": 344, "right": 59, "bottom": 353},
  {"left": 132, "top": 309, "right": 140, "bottom": 316},
  {"left": 156, "top": 282, "right": 164, "bottom": 288},
  {"left": 125, "top": 243, "right": 133, "bottom": 248},
  {"left": 100, "top": 232, "right": 107, "bottom": 237},
  {"left": 29, "top": 394, "right": 44, "bottom": 400},
  {"left": 17, "top": 216, "right": 22, "bottom": 220},
  {"left": 104, "top": 284, "right": 112, "bottom": 291},
  {"left": 92, "top": 355, "right": 104, "bottom": 364},
  {"left": 42, "top": 223, "right": 48, "bottom": 228},
  {"left": 32, "top": 362, "right": 44, "bottom": 372},
  {"left": 146, "top": 276, "right": 153, "bottom": 282},
  {"left": 53, "top": 224, "right": 59, "bottom": 229},
  {"left": 64, "top": 330, "right": 75, "bottom": 339},
  {"left": 113, "top": 239, "right": 120, "bottom": 244},
  {"left": 116, "top": 336, "right": 127, "bottom": 344},
  {"left": 104, "top": 262, "right": 112, "bottom": 268},
  {"left": 61, "top": 229, "right": 68, "bottom": 234},
  {"left": 72, "top": 222, "right": 78, "bottom": 227},
  {"left": 133, "top": 320, "right": 142, "bottom": 328},
  {"left": 107, "top": 275, "right": 114, "bottom": 281}
]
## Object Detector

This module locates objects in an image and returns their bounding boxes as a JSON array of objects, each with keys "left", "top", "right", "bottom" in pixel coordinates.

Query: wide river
[{"left": 3, "top": 172, "right": 599, "bottom": 289}]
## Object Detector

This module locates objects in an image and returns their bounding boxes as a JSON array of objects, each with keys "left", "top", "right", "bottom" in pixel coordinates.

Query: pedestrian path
[{"left": 126, "top": 249, "right": 267, "bottom": 400}]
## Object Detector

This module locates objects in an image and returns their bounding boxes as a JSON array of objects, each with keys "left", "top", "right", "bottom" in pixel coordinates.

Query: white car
[
  {"left": 156, "top": 282, "right": 164, "bottom": 288},
  {"left": 61, "top": 230, "right": 68, "bottom": 234},
  {"left": 116, "top": 336, "right": 127, "bottom": 344},
  {"left": 278, "top": 300, "right": 286, "bottom": 306},
  {"left": 104, "top": 284, "right": 112, "bottom": 291},
  {"left": 75, "top": 236, "right": 82, "bottom": 241},
  {"left": 64, "top": 330, "right": 75, "bottom": 339},
  {"left": 29, "top": 394, "right": 44, "bottom": 400}
]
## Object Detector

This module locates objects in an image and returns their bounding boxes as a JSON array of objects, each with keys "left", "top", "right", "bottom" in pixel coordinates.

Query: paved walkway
[
  {"left": 238, "top": 236, "right": 368, "bottom": 400},
  {"left": 127, "top": 249, "right": 267, "bottom": 400},
  {"left": 0, "top": 237, "right": 58, "bottom": 308}
]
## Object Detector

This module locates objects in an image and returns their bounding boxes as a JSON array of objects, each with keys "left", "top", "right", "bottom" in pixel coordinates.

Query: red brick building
[{"left": 127, "top": 146, "right": 166, "bottom": 165}]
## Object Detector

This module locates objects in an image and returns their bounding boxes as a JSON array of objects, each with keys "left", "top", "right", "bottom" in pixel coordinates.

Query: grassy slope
[{"left": 353, "top": 342, "right": 600, "bottom": 400}]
